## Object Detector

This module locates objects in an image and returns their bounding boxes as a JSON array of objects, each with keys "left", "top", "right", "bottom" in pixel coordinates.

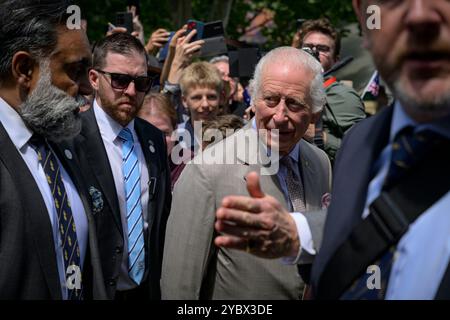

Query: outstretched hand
[{"left": 214, "top": 171, "right": 300, "bottom": 259}]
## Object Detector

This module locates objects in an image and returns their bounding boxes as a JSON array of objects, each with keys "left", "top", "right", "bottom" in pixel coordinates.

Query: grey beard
[
  {"left": 19, "top": 62, "right": 85, "bottom": 142},
  {"left": 393, "top": 81, "right": 450, "bottom": 117}
]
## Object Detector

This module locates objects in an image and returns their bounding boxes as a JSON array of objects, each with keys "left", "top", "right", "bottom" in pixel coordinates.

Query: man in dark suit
[
  {"left": 214, "top": 0, "right": 450, "bottom": 299},
  {"left": 0, "top": 0, "right": 107, "bottom": 299},
  {"left": 67, "top": 33, "right": 171, "bottom": 300}
]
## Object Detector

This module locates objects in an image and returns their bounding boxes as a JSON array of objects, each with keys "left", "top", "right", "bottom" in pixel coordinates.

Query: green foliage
[{"left": 77, "top": 0, "right": 357, "bottom": 48}]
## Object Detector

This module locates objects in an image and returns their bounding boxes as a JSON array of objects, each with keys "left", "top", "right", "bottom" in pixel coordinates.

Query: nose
[
  {"left": 405, "top": 0, "right": 441, "bottom": 42},
  {"left": 200, "top": 95, "right": 210, "bottom": 109},
  {"left": 272, "top": 98, "right": 289, "bottom": 124},
  {"left": 124, "top": 80, "right": 137, "bottom": 97}
]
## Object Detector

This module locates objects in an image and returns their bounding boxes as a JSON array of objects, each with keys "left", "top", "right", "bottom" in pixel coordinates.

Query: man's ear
[
  {"left": 89, "top": 68, "right": 100, "bottom": 91},
  {"left": 352, "top": 0, "right": 370, "bottom": 48},
  {"left": 11, "top": 51, "right": 36, "bottom": 89}
]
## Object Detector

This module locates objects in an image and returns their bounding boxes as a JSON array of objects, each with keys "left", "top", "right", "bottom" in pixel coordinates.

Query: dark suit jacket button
[
  {"left": 116, "top": 246, "right": 123, "bottom": 254},
  {"left": 108, "top": 278, "right": 117, "bottom": 286}
]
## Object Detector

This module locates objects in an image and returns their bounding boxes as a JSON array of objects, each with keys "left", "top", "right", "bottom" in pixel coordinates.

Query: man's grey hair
[
  {"left": 209, "top": 55, "right": 229, "bottom": 65},
  {"left": 249, "top": 46, "right": 325, "bottom": 113},
  {"left": 0, "top": 0, "right": 74, "bottom": 85}
]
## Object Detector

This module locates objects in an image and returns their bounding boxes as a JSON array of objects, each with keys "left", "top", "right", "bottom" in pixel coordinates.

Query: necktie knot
[
  {"left": 385, "top": 126, "right": 447, "bottom": 188},
  {"left": 118, "top": 128, "right": 133, "bottom": 143}
]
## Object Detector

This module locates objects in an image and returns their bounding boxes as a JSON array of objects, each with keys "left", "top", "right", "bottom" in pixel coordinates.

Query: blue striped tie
[{"left": 118, "top": 128, "right": 145, "bottom": 285}]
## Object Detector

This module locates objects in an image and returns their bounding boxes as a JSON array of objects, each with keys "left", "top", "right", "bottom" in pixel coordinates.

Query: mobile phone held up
[
  {"left": 185, "top": 20, "right": 204, "bottom": 42},
  {"left": 116, "top": 12, "right": 133, "bottom": 34}
]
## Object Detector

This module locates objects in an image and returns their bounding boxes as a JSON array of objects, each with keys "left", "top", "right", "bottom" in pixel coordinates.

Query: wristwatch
[{"left": 162, "top": 81, "right": 180, "bottom": 95}]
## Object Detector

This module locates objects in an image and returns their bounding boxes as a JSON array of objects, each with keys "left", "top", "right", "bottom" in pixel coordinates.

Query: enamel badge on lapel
[
  {"left": 148, "top": 140, "right": 155, "bottom": 154},
  {"left": 64, "top": 149, "right": 73, "bottom": 160},
  {"left": 89, "top": 186, "right": 104, "bottom": 214}
]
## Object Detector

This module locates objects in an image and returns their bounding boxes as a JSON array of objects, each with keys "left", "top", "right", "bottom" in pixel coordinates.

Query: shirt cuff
[{"left": 281, "top": 212, "right": 316, "bottom": 265}]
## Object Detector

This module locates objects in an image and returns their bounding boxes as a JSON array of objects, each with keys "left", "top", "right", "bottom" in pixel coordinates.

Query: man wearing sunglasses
[
  {"left": 71, "top": 32, "right": 172, "bottom": 300},
  {"left": 293, "top": 18, "right": 366, "bottom": 165}
]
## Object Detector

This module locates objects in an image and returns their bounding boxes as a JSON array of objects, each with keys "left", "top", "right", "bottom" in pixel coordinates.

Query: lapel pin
[
  {"left": 64, "top": 149, "right": 73, "bottom": 160},
  {"left": 148, "top": 140, "right": 155, "bottom": 153}
]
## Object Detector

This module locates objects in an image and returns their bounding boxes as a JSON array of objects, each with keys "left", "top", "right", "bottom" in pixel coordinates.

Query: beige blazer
[{"left": 161, "top": 123, "right": 331, "bottom": 299}]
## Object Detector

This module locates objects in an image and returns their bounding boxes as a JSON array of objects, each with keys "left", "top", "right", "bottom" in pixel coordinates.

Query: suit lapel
[
  {"left": 0, "top": 124, "right": 62, "bottom": 299},
  {"left": 134, "top": 118, "right": 161, "bottom": 233},
  {"left": 80, "top": 108, "right": 123, "bottom": 234},
  {"left": 235, "top": 125, "right": 287, "bottom": 207},
  {"left": 299, "top": 140, "right": 320, "bottom": 211}
]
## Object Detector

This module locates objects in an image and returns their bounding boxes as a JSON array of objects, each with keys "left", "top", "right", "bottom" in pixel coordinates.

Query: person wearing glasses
[
  {"left": 70, "top": 32, "right": 172, "bottom": 300},
  {"left": 293, "top": 18, "right": 366, "bottom": 165}
]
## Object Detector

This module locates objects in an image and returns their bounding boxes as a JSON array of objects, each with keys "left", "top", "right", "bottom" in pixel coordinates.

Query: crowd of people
[{"left": 0, "top": 0, "right": 449, "bottom": 301}]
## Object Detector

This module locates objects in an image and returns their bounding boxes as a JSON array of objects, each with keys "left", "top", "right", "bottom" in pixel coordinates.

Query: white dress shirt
[
  {"left": 93, "top": 100, "right": 150, "bottom": 291},
  {"left": 0, "top": 97, "right": 88, "bottom": 300}
]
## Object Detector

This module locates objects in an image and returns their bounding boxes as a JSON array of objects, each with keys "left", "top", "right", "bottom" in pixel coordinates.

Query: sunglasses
[
  {"left": 302, "top": 43, "right": 331, "bottom": 54},
  {"left": 95, "top": 69, "right": 154, "bottom": 92}
]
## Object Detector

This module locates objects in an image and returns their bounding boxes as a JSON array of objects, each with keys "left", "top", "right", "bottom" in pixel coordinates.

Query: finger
[
  {"left": 214, "top": 234, "right": 247, "bottom": 251},
  {"left": 216, "top": 207, "right": 269, "bottom": 229},
  {"left": 246, "top": 171, "right": 265, "bottom": 198},
  {"left": 131, "top": 31, "right": 139, "bottom": 38},
  {"left": 221, "top": 195, "right": 262, "bottom": 213},
  {"left": 108, "top": 27, "right": 127, "bottom": 35},
  {"left": 215, "top": 220, "right": 272, "bottom": 238},
  {"left": 184, "top": 29, "right": 197, "bottom": 43}
]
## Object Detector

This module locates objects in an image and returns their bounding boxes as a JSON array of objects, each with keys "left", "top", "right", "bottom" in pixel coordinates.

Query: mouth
[{"left": 403, "top": 51, "right": 450, "bottom": 70}]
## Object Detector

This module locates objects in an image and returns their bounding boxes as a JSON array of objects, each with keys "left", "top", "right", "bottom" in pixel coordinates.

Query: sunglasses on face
[
  {"left": 95, "top": 69, "right": 154, "bottom": 92},
  {"left": 302, "top": 43, "right": 331, "bottom": 54}
]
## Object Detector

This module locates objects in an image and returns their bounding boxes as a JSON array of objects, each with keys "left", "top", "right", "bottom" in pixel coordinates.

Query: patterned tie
[
  {"left": 341, "top": 127, "right": 445, "bottom": 299},
  {"left": 118, "top": 128, "right": 145, "bottom": 285},
  {"left": 29, "top": 135, "right": 83, "bottom": 300},
  {"left": 280, "top": 156, "right": 306, "bottom": 212}
]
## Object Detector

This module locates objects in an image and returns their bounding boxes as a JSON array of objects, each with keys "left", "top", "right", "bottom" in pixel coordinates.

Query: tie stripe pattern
[
  {"left": 29, "top": 136, "right": 83, "bottom": 300},
  {"left": 280, "top": 156, "right": 306, "bottom": 213},
  {"left": 118, "top": 128, "right": 145, "bottom": 285}
]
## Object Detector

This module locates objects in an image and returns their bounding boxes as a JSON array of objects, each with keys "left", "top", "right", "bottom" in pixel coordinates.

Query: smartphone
[
  {"left": 296, "top": 18, "right": 306, "bottom": 30},
  {"left": 185, "top": 19, "right": 204, "bottom": 42},
  {"left": 157, "top": 31, "right": 175, "bottom": 62},
  {"left": 116, "top": 12, "right": 133, "bottom": 33}
]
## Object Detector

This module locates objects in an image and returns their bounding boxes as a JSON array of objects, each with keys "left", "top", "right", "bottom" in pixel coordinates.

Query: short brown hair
[
  {"left": 179, "top": 61, "right": 223, "bottom": 96},
  {"left": 297, "top": 18, "right": 341, "bottom": 59},
  {"left": 141, "top": 93, "right": 177, "bottom": 129}
]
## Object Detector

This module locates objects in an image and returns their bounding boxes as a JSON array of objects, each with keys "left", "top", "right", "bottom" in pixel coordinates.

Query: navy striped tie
[
  {"left": 118, "top": 128, "right": 145, "bottom": 285},
  {"left": 29, "top": 135, "right": 83, "bottom": 300}
]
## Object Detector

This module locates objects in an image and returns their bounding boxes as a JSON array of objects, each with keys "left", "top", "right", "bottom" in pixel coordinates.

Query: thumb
[{"left": 246, "top": 171, "right": 265, "bottom": 198}]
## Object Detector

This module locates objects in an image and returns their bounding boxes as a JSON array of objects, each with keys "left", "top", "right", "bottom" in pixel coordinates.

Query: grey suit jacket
[{"left": 161, "top": 123, "right": 331, "bottom": 299}]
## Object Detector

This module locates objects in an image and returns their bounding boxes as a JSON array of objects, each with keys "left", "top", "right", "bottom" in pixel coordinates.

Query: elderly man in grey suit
[{"left": 161, "top": 46, "right": 331, "bottom": 299}]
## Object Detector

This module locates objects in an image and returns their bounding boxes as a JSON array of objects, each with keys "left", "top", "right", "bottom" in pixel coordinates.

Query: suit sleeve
[{"left": 160, "top": 161, "right": 216, "bottom": 299}]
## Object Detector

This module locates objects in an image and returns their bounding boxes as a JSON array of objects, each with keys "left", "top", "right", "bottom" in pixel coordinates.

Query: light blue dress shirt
[
  {"left": 363, "top": 102, "right": 450, "bottom": 299},
  {"left": 0, "top": 97, "right": 88, "bottom": 300}
]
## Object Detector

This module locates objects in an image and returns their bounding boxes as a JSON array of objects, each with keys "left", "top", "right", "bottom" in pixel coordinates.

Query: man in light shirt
[{"left": 70, "top": 32, "right": 171, "bottom": 300}]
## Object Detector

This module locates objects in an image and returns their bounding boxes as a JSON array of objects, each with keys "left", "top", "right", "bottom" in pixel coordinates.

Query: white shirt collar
[
  {"left": 0, "top": 97, "right": 33, "bottom": 150},
  {"left": 93, "top": 99, "right": 135, "bottom": 142}
]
